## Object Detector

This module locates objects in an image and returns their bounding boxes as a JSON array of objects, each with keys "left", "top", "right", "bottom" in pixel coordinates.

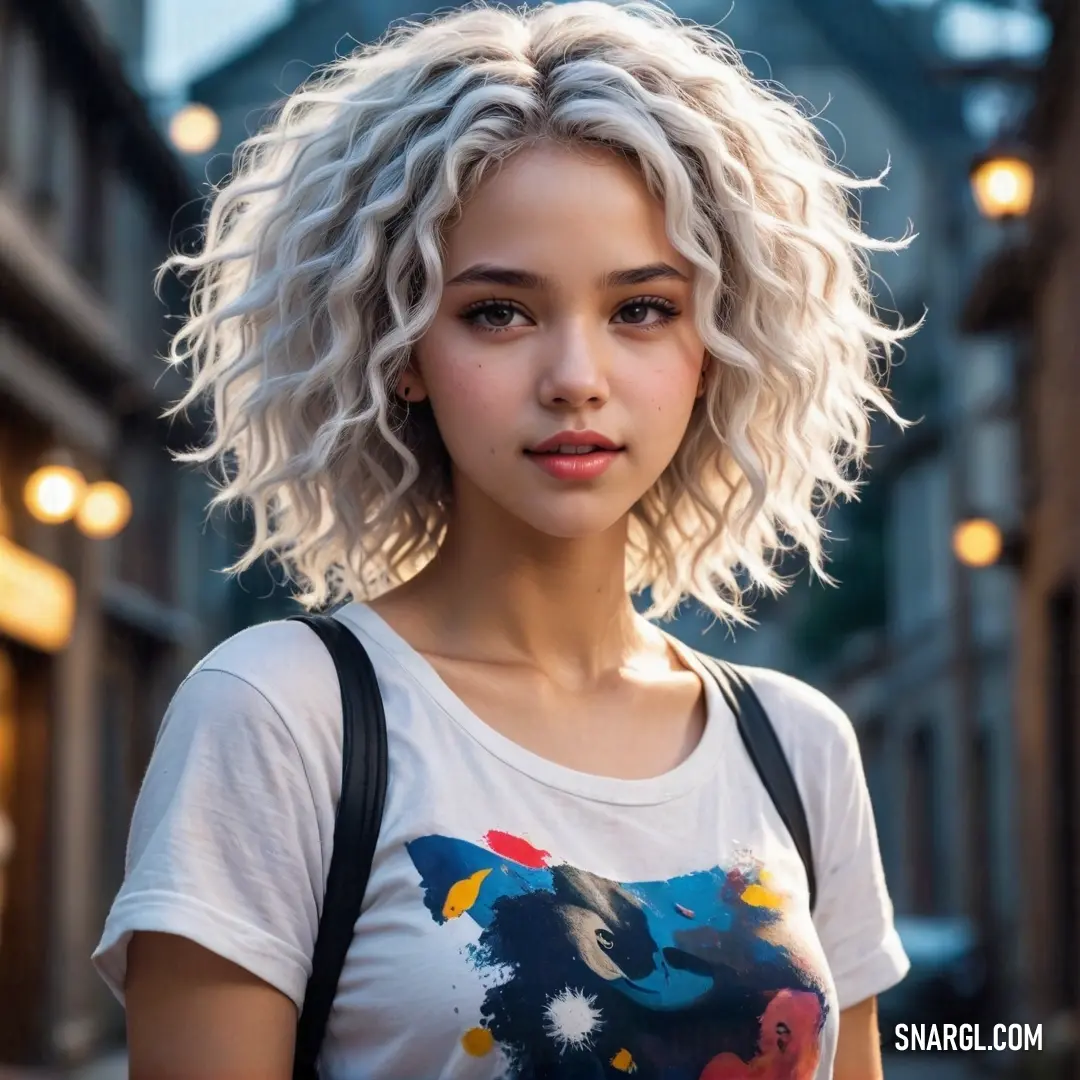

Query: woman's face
[{"left": 408, "top": 141, "right": 707, "bottom": 541}]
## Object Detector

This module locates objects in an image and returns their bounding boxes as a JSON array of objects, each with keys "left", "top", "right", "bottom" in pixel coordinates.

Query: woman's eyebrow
[
  {"left": 603, "top": 263, "right": 689, "bottom": 287},
  {"left": 445, "top": 262, "right": 689, "bottom": 289}
]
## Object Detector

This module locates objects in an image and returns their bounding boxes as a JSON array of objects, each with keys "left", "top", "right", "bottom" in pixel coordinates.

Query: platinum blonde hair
[{"left": 166, "top": 0, "right": 913, "bottom": 621}]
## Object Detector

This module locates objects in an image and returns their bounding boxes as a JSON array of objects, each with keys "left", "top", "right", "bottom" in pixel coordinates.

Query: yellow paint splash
[
  {"left": 741, "top": 882, "right": 784, "bottom": 909},
  {"left": 443, "top": 868, "right": 492, "bottom": 920},
  {"left": 610, "top": 1048, "right": 637, "bottom": 1072},
  {"left": 461, "top": 1026, "right": 495, "bottom": 1056}
]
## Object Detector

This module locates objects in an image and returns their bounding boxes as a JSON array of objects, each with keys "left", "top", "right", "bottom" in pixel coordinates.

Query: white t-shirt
[{"left": 93, "top": 603, "right": 908, "bottom": 1080}]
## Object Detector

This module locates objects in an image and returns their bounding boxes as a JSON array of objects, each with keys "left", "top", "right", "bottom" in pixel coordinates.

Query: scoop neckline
[{"left": 335, "top": 602, "right": 729, "bottom": 806}]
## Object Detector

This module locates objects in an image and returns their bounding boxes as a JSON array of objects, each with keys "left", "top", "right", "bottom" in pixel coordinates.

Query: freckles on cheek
[
  {"left": 438, "top": 361, "right": 486, "bottom": 408},
  {"left": 436, "top": 358, "right": 513, "bottom": 460},
  {"left": 460, "top": 364, "right": 514, "bottom": 416}
]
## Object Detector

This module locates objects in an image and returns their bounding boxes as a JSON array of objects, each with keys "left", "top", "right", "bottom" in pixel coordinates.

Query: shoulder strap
[
  {"left": 696, "top": 654, "right": 817, "bottom": 913},
  {"left": 288, "top": 614, "right": 389, "bottom": 1080}
]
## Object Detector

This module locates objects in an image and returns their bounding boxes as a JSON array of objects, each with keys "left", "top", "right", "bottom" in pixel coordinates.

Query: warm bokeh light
[
  {"left": 75, "top": 481, "right": 132, "bottom": 539},
  {"left": 23, "top": 464, "right": 87, "bottom": 524},
  {"left": 0, "top": 536, "right": 77, "bottom": 652},
  {"left": 952, "top": 517, "right": 1004, "bottom": 569},
  {"left": 168, "top": 102, "right": 221, "bottom": 154},
  {"left": 970, "top": 154, "right": 1035, "bottom": 220}
]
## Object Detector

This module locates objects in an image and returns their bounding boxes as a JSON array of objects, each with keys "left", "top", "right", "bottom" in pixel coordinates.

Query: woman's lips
[{"left": 525, "top": 448, "right": 623, "bottom": 480}]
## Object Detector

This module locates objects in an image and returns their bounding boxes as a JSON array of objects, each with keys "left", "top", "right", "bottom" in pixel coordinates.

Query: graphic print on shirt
[{"left": 405, "top": 829, "right": 828, "bottom": 1080}]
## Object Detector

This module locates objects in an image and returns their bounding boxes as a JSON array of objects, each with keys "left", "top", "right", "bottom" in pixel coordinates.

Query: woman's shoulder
[
  {"left": 185, "top": 617, "right": 338, "bottom": 718},
  {"left": 170, "top": 618, "right": 345, "bottom": 759},
  {"left": 734, "top": 664, "right": 859, "bottom": 760},
  {"left": 193, "top": 616, "right": 335, "bottom": 691},
  {"left": 732, "top": 667, "right": 873, "bottom": 859},
  {"left": 176, "top": 606, "right": 413, "bottom": 747}
]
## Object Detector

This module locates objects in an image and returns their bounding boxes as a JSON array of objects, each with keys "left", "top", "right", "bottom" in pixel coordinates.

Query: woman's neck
[{"left": 377, "top": 513, "right": 656, "bottom": 687}]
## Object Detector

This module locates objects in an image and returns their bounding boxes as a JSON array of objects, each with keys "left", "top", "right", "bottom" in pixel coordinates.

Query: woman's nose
[{"left": 537, "top": 320, "right": 612, "bottom": 409}]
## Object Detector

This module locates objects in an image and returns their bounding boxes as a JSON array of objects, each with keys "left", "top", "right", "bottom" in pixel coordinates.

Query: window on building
[
  {"left": 906, "top": 722, "right": 940, "bottom": 915},
  {"left": 790, "top": 480, "right": 889, "bottom": 666},
  {"left": 1048, "top": 584, "right": 1078, "bottom": 1009},
  {"left": 114, "top": 430, "right": 177, "bottom": 604},
  {"left": 888, "top": 455, "right": 952, "bottom": 640},
  {"left": 0, "top": 5, "right": 12, "bottom": 176},
  {"left": 0, "top": 13, "right": 105, "bottom": 281},
  {"left": 3, "top": 17, "right": 45, "bottom": 203},
  {"left": 103, "top": 169, "right": 161, "bottom": 354},
  {"left": 72, "top": 118, "right": 106, "bottom": 282},
  {"left": 1, "top": 23, "right": 68, "bottom": 237},
  {"left": 968, "top": 416, "right": 1020, "bottom": 524},
  {"left": 37, "top": 91, "right": 74, "bottom": 251}
]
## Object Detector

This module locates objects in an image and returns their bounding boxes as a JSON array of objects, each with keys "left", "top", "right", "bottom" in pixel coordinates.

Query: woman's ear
[
  {"left": 696, "top": 354, "right": 712, "bottom": 399},
  {"left": 395, "top": 359, "right": 429, "bottom": 403}
]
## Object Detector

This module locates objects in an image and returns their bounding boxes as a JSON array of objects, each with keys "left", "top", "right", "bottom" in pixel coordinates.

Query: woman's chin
[{"left": 508, "top": 499, "right": 634, "bottom": 542}]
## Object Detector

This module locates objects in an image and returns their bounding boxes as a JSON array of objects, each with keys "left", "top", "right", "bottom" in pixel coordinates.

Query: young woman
[{"left": 94, "top": 3, "right": 914, "bottom": 1077}]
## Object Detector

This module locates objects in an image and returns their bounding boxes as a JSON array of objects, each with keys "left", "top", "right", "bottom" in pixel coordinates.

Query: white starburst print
[{"left": 543, "top": 987, "right": 604, "bottom": 1053}]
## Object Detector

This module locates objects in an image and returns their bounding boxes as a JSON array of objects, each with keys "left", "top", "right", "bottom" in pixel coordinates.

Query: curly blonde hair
[{"left": 165, "top": 0, "right": 914, "bottom": 621}]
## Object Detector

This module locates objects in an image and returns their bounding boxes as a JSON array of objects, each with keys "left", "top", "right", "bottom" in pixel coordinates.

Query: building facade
[
  {"left": 964, "top": 0, "right": 1080, "bottom": 1068},
  {"left": 0, "top": 0, "right": 236, "bottom": 1068}
]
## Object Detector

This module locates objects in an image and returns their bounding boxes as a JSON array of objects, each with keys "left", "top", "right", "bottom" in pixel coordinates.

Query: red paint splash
[
  {"left": 700, "top": 989, "right": 823, "bottom": 1079},
  {"left": 484, "top": 830, "right": 551, "bottom": 868}
]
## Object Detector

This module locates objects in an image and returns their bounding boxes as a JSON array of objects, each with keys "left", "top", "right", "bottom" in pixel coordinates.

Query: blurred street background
[{"left": 0, "top": 0, "right": 1077, "bottom": 1077}]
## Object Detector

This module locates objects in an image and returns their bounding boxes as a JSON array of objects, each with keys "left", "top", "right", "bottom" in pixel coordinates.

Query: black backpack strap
[
  {"left": 288, "top": 614, "right": 389, "bottom": 1080},
  {"left": 696, "top": 654, "right": 817, "bottom": 913}
]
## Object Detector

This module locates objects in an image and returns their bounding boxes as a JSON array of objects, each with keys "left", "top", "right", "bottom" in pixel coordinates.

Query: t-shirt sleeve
[
  {"left": 810, "top": 708, "right": 910, "bottom": 1010},
  {"left": 91, "top": 665, "right": 329, "bottom": 1011}
]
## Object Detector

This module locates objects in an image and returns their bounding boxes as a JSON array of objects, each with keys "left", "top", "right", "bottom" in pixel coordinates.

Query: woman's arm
[
  {"left": 126, "top": 931, "right": 298, "bottom": 1080},
  {"left": 92, "top": 632, "right": 344, "bottom": 1077},
  {"left": 834, "top": 995, "right": 884, "bottom": 1080}
]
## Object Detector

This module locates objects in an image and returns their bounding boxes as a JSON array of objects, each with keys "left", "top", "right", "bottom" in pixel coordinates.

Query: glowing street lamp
[
  {"left": 951, "top": 517, "right": 1026, "bottom": 570},
  {"left": 75, "top": 481, "right": 132, "bottom": 539},
  {"left": 970, "top": 150, "right": 1035, "bottom": 221},
  {"left": 23, "top": 463, "right": 87, "bottom": 525},
  {"left": 168, "top": 103, "right": 221, "bottom": 155},
  {"left": 952, "top": 518, "right": 1004, "bottom": 569}
]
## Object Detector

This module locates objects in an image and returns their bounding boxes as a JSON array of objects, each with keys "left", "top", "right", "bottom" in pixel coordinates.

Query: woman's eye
[
  {"left": 479, "top": 303, "right": 517, "bottom": 328},
  {"left": 614, "top": 299, "right": 678, "bottom": 327},
  {"left": 462, "top": 298, "right": 677, "bottom": 332},
  {"left": 463, "top": 302, "right": 525, "bottom": 331}
]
